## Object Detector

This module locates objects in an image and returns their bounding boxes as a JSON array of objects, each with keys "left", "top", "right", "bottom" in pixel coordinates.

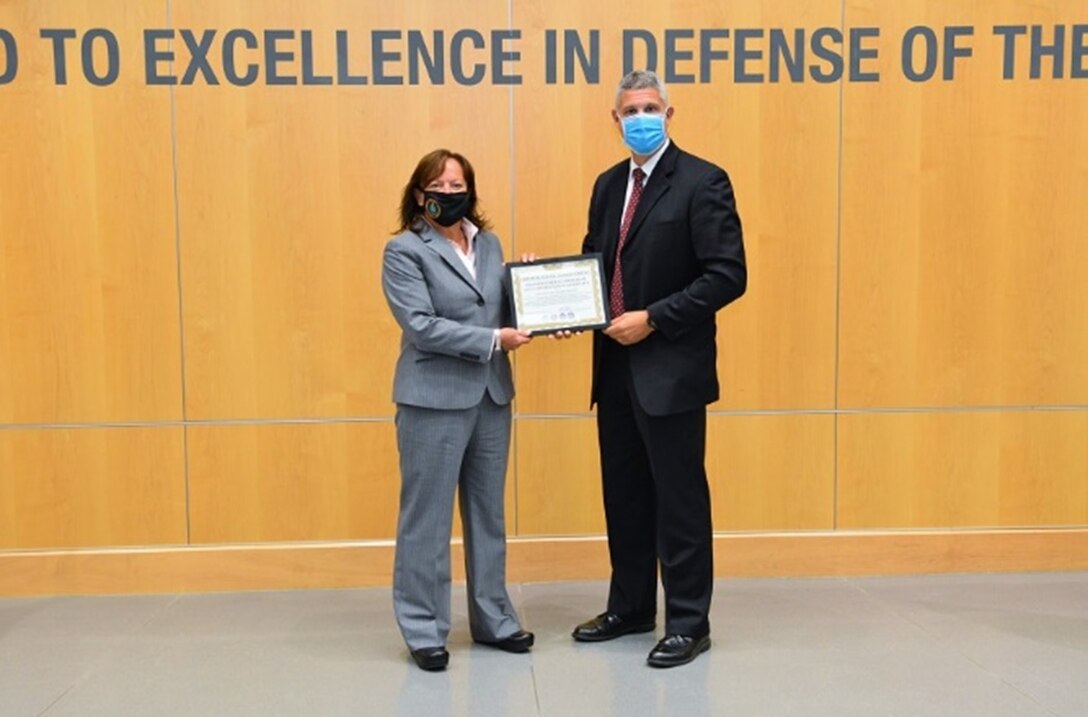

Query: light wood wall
[{"left": 1, "top": 1, "right": 1085, "bottom": 590}]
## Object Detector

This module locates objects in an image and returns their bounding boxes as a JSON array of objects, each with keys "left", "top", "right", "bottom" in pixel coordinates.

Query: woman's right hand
[{"left": 499, "top": 328, "right": 533, "bottom": 351}]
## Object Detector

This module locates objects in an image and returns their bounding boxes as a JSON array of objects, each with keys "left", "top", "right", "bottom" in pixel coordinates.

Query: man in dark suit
[{"left": 571, "top": 70, "right": 747, "bottom": 667}]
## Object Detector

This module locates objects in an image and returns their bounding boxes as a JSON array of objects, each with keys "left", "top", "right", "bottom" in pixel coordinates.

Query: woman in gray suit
[{"left": 381, "top": 149, "right": 534, "bottom": 671}]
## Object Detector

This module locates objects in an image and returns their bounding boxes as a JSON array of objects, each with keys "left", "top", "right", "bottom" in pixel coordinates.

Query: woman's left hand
[{"left": 499, "top": 327, "right": 533, "bottom": 351}]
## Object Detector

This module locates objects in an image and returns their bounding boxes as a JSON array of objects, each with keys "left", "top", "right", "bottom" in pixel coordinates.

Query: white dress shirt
[{"left": 623, "top": 138, "right": 671, "bottom": 212}]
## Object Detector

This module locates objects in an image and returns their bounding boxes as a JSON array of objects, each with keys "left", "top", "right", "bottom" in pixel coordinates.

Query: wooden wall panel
[
  {"left": 2, "top": 0, "right": 1087, "bottom": 594},
  {"left": 708, "top": 414, "right": 835, "bottom": 531},
  {"left": 511, "top": 0, "right": 841, "bottom": 414},
  {"left": 0, "top": 427, "right": 186, "bottom": 549},
  {"left": 838, "top": 411, "right": 1088, "bottom": 529},
  {"left": 188, "top": 420, "right": 514, "bottom": 543},
  {"left": 839, "top": 1, "right": 1088, "bottom": 408},
  {"left": 511, "top": 336, "right": 594, "bottom": 418},
  {"left": 0, "top": 1, "right": 182, "bottom": 423},
  {"left": 513, "top": 413, "right": 834, "bottom": 535},
  {"left": 514, "top": 417, "right": 605, "bottom": 536},
  {"left": 174, "top": 0, "right": 515, "bottom": 421},
  {"left": 187, "top": 422, "right": 401, "bottom": 543}
]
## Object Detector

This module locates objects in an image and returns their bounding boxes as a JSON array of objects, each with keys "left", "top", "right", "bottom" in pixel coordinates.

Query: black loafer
[
  {"left": 474, "top": 630, "right": 535, "bottom": 653},
  {"left": 572, "top": 612, "right": 655, "bottom": 642},
  {"left": 410, "top": 646, "right": 449, "bottom": 671},
  {"left": 646, "top": 634, "right": 710, "bottom": 668}
]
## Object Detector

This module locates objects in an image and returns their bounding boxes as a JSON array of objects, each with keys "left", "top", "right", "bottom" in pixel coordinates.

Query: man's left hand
[{"left": 603, "top": 310, "right": 654, "bottom": 346}]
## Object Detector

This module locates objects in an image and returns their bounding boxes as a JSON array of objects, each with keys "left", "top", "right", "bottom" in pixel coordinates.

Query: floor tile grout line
[
  {"left": 35, "top": 683, "right": 76, "bottom": 717},
  {"left": 843, "top": 577, "right": 1065, "bottom": 715},
  {"left": 30, "top": 594, "right": 181, "bottom": 715}
]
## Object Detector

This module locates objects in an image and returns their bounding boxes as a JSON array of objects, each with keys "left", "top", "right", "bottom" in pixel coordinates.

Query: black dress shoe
[
  {"left": 474, "top": 630, "right": 535, "bottom": 653},
  {"left": 410, "top": 646, "right": 449, "bottom": 671},
  {"left": 572, "top": 612, "right": 655, "bottom": 642},
  {"left": 646, "top": 634, "right": 711, "bottom": 668}
]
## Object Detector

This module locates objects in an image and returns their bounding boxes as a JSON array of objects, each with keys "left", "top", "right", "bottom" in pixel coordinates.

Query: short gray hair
[{"left": 615, "top": 69, "right": 669, "bottom": 108}]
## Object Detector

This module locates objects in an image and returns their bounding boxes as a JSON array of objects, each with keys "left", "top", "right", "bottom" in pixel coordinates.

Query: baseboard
[{"left": 1, "top": 528, "right": 1085, "bottom": 597}]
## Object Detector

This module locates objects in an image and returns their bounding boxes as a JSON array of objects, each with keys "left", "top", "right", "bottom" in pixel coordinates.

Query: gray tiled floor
[{"left": 2, "top": 573, "right": 1086, "bottom": 716}]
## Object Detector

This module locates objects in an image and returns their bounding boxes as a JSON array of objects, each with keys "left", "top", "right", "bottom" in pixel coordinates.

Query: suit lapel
[
  {"left": 474, "top": 232, "right": 491, "bottom": 294},
  {"left": 623, "top": 142, "right": 678, "bottom": 250},
  {"left": 602, "top": 166, "right": 630, "bottom": 270},
  {"left": 417, "top": 223, "right": 483, "bottom": 300}
]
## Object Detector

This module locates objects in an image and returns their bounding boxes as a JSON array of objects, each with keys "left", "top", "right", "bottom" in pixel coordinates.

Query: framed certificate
[{"left": 505, "top": 253, "right": 610, "bottom": 334}]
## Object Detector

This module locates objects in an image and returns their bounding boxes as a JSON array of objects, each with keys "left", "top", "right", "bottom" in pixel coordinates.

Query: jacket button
[{"left": 476, "top": 298, "right": 484, "bottom": 306}]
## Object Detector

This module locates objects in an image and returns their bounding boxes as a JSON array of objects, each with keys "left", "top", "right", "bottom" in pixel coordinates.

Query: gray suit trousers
[{"left": 392, "top": 394, "right": 521, "bottom": 650}]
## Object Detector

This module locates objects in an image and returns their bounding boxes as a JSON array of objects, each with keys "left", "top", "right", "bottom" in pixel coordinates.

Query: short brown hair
[{"left": 397, "top": 149, "right": 490, "bottom": 232}]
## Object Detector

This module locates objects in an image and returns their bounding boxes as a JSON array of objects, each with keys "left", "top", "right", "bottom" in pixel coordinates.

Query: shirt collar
[
  {"left": 628, "top": 137, "right": 670, "bottom": 179},
  {"left": 461, "top": 218, "right": 480, "bottom": 246},
  {"left": 417, "top": 217, "right": 479, "bottom": 248}
]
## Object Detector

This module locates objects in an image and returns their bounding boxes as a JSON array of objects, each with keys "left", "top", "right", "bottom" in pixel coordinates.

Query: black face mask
[{"left": 422, "top": 190, "right": 471, "bottom": 227}]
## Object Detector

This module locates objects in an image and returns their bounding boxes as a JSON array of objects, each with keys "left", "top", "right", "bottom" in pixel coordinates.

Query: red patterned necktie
[{"left": 609, "top": 167, "right": 646, "bottom": 318}]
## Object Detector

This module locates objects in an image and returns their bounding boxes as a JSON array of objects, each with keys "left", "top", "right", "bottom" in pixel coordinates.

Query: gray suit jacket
[{"left": 381, "top": 222, "right": 514, "bottom": 410}]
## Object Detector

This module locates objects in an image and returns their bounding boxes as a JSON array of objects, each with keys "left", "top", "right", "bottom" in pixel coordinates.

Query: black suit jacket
[{"left": 583, "top": 142, "right": 747, "bottom": 416}]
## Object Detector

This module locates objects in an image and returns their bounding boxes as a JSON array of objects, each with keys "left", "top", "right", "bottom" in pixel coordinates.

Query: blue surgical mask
[{"left": 620, "top": 112, "right": 667, "bottom": 155}]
